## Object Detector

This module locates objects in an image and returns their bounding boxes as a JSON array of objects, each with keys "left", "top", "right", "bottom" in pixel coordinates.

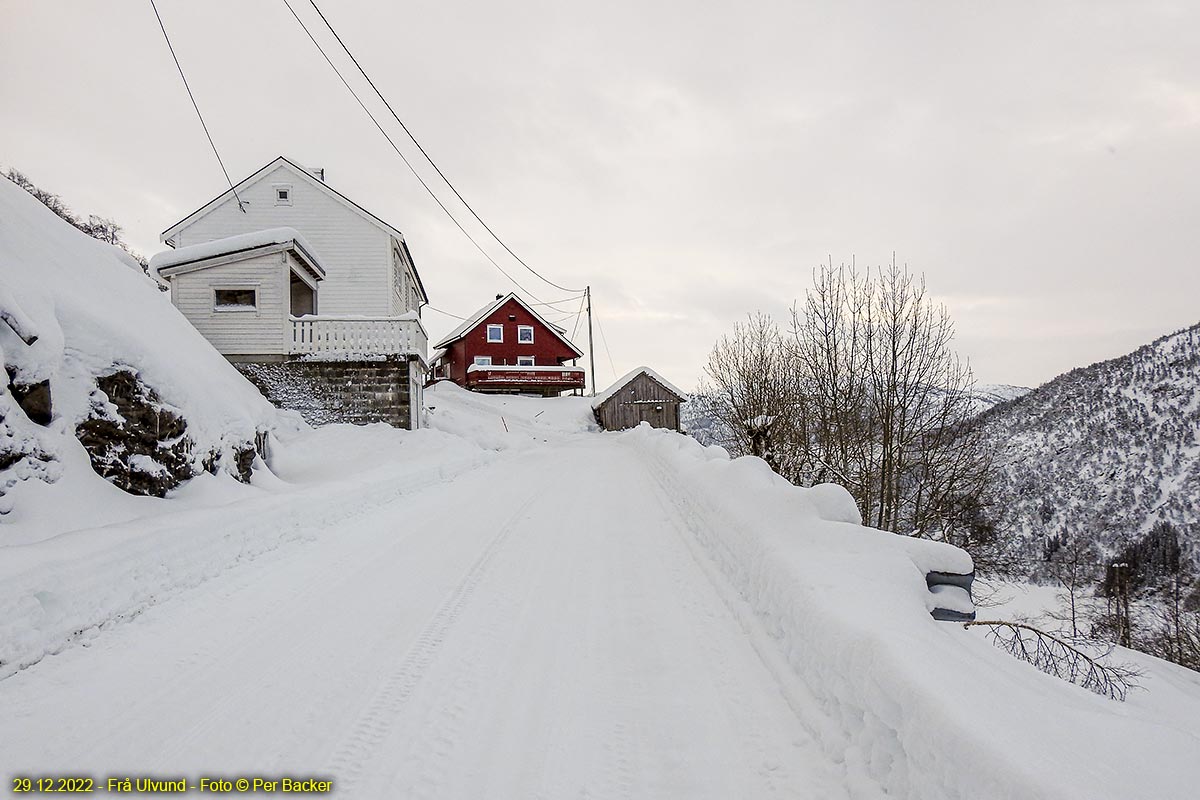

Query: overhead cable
[
  {"left": 304, "top": 0, "right": 585, "bottom": 295},
  {"left": 149, "top": 0, "right": 245, "bottom": 211}
]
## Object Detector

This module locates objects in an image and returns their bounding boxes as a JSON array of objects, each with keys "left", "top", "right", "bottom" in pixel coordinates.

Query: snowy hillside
[
  {"left": 968, "top": 382, "right": 1031, "bottom": 414},
  {"left": 2, "top": 382, "right": 1199, "bottom": 798},
  {"left": 976, "top": 322, "right": 1200, "bottom": 571},
  {"left": 0, "top": 176, "right": 280, "bottom": 538}
]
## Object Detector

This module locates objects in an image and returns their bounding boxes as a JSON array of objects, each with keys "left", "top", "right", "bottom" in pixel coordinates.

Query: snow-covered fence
[{"left": 290, "top": 315, "right": 427, "bottom": 358}]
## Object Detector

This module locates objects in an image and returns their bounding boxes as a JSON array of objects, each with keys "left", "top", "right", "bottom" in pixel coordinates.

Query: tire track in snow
[
  {"left": 631, "top": 441, "right": 878, "bottom": 799},
  {"left": 0, "top": 449, "right": 503, "bottom": 683},
  {"left": 322, "top": 489, "right": 543, "bottom": 794}
]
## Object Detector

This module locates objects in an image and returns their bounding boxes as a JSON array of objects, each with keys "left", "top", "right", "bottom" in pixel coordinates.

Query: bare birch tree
[{"left": 790, "top": 260, "right": 992, "bottom": 540}]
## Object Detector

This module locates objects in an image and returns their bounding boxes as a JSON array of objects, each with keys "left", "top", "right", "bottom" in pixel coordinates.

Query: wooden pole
[{"left": 586, "top": 285, "right": 596, "bottom": 396}]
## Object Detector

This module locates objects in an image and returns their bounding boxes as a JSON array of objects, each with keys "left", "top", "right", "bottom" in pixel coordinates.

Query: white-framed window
[
  {"left": 273, "top": 184, "right": 293, "bottom": 206},
  {"left": 517, "top": 325, "right": 534, "bottom": 344},
  {"left": 517, "top": 356, "right": 535, "bottom": 367},
  {"left": 213, "top": 287, "right": 257, "bottom": 312},
  {"left": 486, "top": 324, "right": 503, "bottom": 342},
  {"left": 473, "top": 356, "right": 493, "bottom": 366}
]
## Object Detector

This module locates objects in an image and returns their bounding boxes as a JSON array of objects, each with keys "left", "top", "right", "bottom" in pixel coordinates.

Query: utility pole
[{"left": 586, "top": 285, "right": 596, "bottom": 396}]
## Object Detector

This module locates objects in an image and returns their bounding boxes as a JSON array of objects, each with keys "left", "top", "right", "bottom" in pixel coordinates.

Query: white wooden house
[
  {"left": 156, "top": 156, "right": 429, "bottom": 360},
  {"left": 151, "top": 157, "right": 432, "bottom": 429}
]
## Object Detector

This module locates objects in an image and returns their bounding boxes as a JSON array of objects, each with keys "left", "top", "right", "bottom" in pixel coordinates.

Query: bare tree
[
  {"left": 790, "top": 260, "right": 992, "bottom": 541},
  {"left": 696, "top": 312, "right": 813, "bottom": 482},
  {"left": 1045, "top": 534, "right": 1100, "bottom": 638}
]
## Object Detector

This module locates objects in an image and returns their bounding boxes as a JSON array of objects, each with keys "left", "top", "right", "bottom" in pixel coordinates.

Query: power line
[
  {"left": 595, "top": 312, "right": 618, "bottom": 380},
  {"left": 281, "top": 0, "right": 560, "bottom": 306},
  {"left": 303, "top": 0, "right": 584, "bottom": 295},
  {"left": 149, "top": 0, "right": 245, "bottom": 211},
  {"left": 569, "top": 294, "right": 588, "bottom": 341},
  {"left": 424, "top": 304, "right": 466, "bottom": 321}
]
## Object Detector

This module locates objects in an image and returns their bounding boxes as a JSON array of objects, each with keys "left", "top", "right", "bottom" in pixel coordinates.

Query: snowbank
[
  {"left": 425, "top": 381, "right": 597, "bottom": 450},
  {"left": 623, "top": 423, "right": 1200, "bottom": 800},
  {"left": 0, "top": 176, "right": 280, "bottom": 532}
]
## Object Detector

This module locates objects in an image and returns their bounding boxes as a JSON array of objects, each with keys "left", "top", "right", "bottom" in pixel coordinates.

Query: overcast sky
[{"left": 3, "top": 0, "right": 1199, "bottom": 390}]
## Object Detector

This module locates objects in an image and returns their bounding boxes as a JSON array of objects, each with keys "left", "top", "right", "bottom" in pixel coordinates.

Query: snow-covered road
[
  {"left": 6, "top": 388, "right": 1200, "bottom": 800},
  {"left": 2, "top": 437, "right": 858, "bottom": 798}
]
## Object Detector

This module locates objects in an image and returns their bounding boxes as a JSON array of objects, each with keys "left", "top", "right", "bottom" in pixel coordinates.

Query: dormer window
[
  {"left": 486, "top": 324, "right": 503, "bottom": 343},
  {"left": 274, "top": 184, "right": 293, "bottom": 206}
]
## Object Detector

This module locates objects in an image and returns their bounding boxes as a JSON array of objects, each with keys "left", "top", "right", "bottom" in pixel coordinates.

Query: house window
[
  {"left": 474, "top": 356, "right": 493, "bottom": 366},
  {"left": 486, "top": 324, "right": 503, "bottom": 343},
  {"left": 517, "top": 356, "right": 535, "bottom": 366},
  {"left": 274, "top": 184, "right": 293, "bottom": 206},
  {"left": 517, "top": 325, "right": 534, "bottom": 344},
  {"left": 214, "top": 288, "right": 257, "bottom": 311}
]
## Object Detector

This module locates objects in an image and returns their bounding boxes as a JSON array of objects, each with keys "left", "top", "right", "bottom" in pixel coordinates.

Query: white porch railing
[{"left": 290, "top": 315, "right": 428, "bottom": 360}]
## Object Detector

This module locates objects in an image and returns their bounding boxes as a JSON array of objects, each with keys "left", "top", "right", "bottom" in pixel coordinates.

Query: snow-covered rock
[{"left": 0, "top": 175, "right": 281, "bottom": 532}]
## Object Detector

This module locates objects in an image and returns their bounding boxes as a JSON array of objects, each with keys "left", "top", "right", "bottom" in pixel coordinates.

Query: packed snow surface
[{"left": 2, "top": 383, "right": 1199, "bottom": 798}]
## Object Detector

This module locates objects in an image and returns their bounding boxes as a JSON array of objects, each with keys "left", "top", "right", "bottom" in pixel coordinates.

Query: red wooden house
[{"left": 429, "top": 293, "right": 586, "bottom": 396}]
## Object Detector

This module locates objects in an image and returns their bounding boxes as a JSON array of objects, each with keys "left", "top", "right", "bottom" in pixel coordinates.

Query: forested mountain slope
[{"left": 976, "top": 322, "right": 1200, "bottom": 570}]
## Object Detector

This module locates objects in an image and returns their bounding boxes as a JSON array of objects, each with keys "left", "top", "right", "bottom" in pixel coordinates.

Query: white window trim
[
  {"left": 473, "top": 355, "right": 493, "bottom": 366},
  {"left": 486, "top": 324, "right": 504, "bottom": 343},
  {"left": 517, "top": 355, "right": 535, "bottom": 366},
  {"left": 517, "top": 325, "right": 535, "bottom": 344},
  {"left": 273, "top": 183, "right": 294, "bottom": 206},
  {"left": 212, "top": 285, "right": 259, "bottom": 314}
]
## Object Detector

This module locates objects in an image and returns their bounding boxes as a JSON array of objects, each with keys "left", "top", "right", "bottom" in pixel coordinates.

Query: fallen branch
[{"left": 965, "top": 620, "right": 1141, "bottom": 701}]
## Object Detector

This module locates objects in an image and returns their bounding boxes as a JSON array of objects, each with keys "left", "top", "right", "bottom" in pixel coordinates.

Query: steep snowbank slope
[{"left": 0, "top": 177, "right": 280, "bottom": 537}]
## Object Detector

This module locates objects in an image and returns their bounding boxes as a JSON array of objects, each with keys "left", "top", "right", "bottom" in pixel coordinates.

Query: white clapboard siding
[
  {"left": 173, "top": 163, "right": 394, "bottom": 316},
  {"left": 172, "top": 252, "right": 287, "bottom": 355}
]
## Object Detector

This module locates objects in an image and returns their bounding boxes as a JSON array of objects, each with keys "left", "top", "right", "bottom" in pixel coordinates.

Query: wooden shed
[{"left": 592, "top": 367, "right": 687, "bottom": 431}]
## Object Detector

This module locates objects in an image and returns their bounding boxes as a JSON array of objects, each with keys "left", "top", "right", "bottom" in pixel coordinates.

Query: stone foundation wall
[{"left": 234, "top": 357, "right": 415, "bottom": 429}]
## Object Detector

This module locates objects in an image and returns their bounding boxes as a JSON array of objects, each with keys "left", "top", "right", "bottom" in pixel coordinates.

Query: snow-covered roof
[
  {"left": 433, "top": 293, "right": 583, "bottom": 357},
  {"left": 591, "top": 367, "right": 688, "bottom": 409},
  {"left": 149, "top": 227, "right": 326, "bottom": 280}
]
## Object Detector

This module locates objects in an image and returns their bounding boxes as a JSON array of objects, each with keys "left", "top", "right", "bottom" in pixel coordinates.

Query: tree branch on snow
[{"left": 965, "top": 620, "right": 1142, "bottom": 701}]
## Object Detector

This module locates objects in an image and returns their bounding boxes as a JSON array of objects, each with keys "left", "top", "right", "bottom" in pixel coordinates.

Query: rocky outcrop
[
  {"left": 75, "top": 369, "right": 263, "bottom": 497},
  {"left": 74, "top": 369, "right": 196, "bottom": 497}
]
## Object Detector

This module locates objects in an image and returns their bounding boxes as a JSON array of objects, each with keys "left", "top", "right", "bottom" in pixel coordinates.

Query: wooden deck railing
[{"left": 290, "top": 315, "right": 428, "bottom": 359}]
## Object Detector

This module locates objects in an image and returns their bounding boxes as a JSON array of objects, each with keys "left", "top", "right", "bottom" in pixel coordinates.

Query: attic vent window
[
  {"left": 274, "top": 184, "right": 293, "bottom": 206},
  {"left": 214, "top": 288, "right": 257, "bottom": 311}
]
